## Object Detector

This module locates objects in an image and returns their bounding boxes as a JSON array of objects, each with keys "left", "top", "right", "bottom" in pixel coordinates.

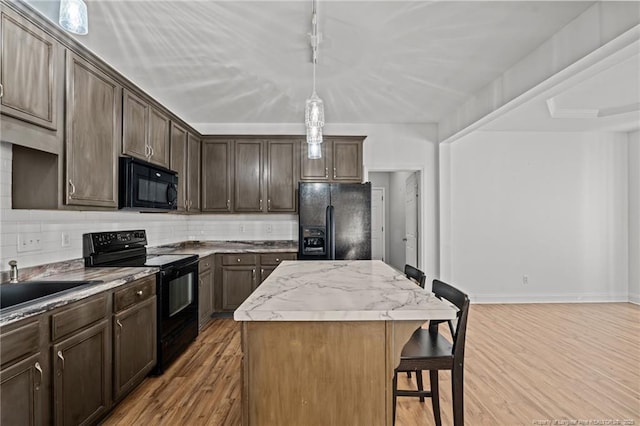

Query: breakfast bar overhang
[{"left": 234, "top": 260, "right": 458, "bottom": 426}]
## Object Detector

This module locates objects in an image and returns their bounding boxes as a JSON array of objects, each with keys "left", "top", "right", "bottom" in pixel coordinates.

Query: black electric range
[{"left": 83, "top": 230, "right": 199, "bottom": 375}]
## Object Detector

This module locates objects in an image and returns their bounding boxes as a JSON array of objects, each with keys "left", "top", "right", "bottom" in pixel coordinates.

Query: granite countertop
[
  {"left": 0, "top": 266, "right": 158, "bottom": 326},
  {"left": 149, "top": 240, "right": 298, "bottom": 257},
  {"left": 0, "top": 240, "right": 297, "bottom": 327},
  {"left": 234, "top": 260, "right": 458, "bottom": 322}
]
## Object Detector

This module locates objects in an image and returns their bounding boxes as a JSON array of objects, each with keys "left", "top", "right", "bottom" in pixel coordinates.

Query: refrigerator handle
[{"left": 327, "top": 205, "right": 336, "bottom": 260}]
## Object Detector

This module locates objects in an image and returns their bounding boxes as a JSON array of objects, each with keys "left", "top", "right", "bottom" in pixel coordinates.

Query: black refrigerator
[{"left": 298, "top": 182, "right": 371, "bottom": 260}]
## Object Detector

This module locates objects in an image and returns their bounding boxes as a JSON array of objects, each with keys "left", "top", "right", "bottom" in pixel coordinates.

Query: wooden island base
[{"left": 241, "top": 320, "right": 422, "bottom": 426}]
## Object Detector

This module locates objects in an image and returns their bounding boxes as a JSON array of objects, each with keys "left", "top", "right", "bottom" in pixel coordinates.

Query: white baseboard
[
  {"left": 469, "top": 292, "right": 631, "bottom": 304},
  {"left": 628, "top": 293, "right": 640, "bottom": 305}
]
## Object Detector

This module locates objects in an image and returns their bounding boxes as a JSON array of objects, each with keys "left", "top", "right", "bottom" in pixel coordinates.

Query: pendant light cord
[{"left": 311, "top": 0, "right": 318, "bottom": 94}]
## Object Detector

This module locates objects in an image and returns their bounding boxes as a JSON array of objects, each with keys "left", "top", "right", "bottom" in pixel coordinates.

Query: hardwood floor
[{"left": 103, "top": 303, "right": 640, "bottom": 425}]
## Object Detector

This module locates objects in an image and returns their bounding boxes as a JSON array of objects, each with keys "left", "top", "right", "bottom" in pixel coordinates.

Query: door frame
[
  {"left": 371, "top": 186, "right": 386, "bottom": 262},
  {"left": 365, "top": 167, "right": 424, "bottom": 271}
]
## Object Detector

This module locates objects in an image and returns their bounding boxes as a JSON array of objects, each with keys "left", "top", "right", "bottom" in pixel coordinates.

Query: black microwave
[{"left": 119, "top": 157, "right": 178, "bottom": 211}]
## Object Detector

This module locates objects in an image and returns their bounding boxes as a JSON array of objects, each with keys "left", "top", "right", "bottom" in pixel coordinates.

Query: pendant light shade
[
  {"left": 59, "top": 0, "right": 88, "bottom": 35},
  {"left": 306, "top": 124, "right": 323, "bottom": 145},
  {"left": 305, "top": 92, "right": 324, "bottom": 129},
  {"left": 307, "top": 142, "right": 322, "bottom": 160}
]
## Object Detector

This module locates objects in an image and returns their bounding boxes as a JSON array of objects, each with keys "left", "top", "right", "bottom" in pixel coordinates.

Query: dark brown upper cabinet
[
  {"left": 300, "top": 137, "right": 364, "bottom": 183},
  {"left": 122, "top": 89, "right": 170, "bottom": 169},
  {"left": 186, "top": 133, "right": 201, "bottom": 213},
  {"left": 170, "top": 122, "right": 188, "bottom": 212},
  {"left": 65, "top": 52, "right": 121, "bottom": 208},
  {"left": 234, "top": 139, "right": 264, "bottom": 213},
  {"left": 0, "top": 4, "right": 64, "bottom": 153},
  {"left": 266, "top": 139, "right": 298, "bottom": 212},
  {"left": 202, "top": 139, "right": 233, "bottom": 213},
  {"left": 202, "top": 138, "right": 298, "bottom": 214}
]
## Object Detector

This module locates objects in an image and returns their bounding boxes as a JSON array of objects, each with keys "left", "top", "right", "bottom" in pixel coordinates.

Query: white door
[
  {"left": 371, "top": 187, "right": 385, "bottom": 261},
  {"left": 405, "top": 173, "right": 418, "bottom": 268}
]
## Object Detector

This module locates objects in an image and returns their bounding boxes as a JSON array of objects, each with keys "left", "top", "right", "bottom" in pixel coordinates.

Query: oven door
[{"left": 159, "top": 259, "right": 198, "bottom": 337}]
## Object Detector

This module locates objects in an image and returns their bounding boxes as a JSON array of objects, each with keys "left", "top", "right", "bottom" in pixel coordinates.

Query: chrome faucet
[{"left": 8, "top": 260, "right": 18, "bottom": 283}]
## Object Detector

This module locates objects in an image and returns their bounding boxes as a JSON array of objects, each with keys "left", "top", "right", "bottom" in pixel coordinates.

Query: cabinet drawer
[
  {"left": 51, "top": 294, "right": 108, "bottom": 341},
  {"left": 199, "top": 256, "right": 213, "bottom": 272},
  {"left": 222, "top": 254, "right": 256, "bottom": 266},
  {"left": 0, "top": 319, "right": 40, "bottom": 368},
  {"left": 260, "top": 252, "right": 296, "bottom": 266},
  {"left": 114, "top": 275, "right": 156, "bottom": 313}
]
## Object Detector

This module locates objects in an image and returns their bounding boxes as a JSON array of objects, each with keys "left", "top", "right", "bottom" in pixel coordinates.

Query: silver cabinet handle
[
  {"left": 144, "top": 144, "right": 150, "bottom": 158},
  {"left": 252, "top": 269, "right": 256, "bottom": 281},
  {"left": 35, "top": 361, "right": 43, "bottom": 383},
  {"left": 136, "top": 290, "right": 143, "bottom": 296},
  {"left": 116, "top": 319, "right": 123, "bottom": 329},
  {"left": 267, "top": 199, "right": 271, "bottom": 211},
  {"left": 325, "top": 167, "right": 328, "bottom": 179},
  {"left": 275, "top": 258, "right": 280, "bottom": 263},
  {"left": 333, "top": 167, "right": 337, "bottom": 179},
  {"left": 68, "top": 180, "right": 76, "bottom": 196},
  {"left": 259, "top": 199, "right": 263, "bottom": 210},
  {"left": 226, "top": 199, "right": 230, "bottom": 210},
  {"left": 237, "top": 258, "right": 241, "bottom": 263},
  {"left": 150, "top": 145, "right": 155, "bottom": 157},
  {"left": 0, "top": 83, "right": 3, "bottom": 98},
  {"left": 57, "top": 350, "right": 65, "bottom": 370}
]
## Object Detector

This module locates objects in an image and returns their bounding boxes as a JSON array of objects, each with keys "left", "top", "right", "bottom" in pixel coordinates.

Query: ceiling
[{"left": 27, "top": 1, "right": 597, "bottom": 127}]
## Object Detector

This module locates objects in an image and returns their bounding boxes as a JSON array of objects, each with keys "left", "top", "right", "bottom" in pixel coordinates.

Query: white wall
[
  {"left": 629, "top": 130, "right": 640, "bottom": 303},
  {"left": 443, "top": 131, "right": 629, "bottom": 302},
  {"left": 0, "top": 142, "right": 296, "bottom": 270}
]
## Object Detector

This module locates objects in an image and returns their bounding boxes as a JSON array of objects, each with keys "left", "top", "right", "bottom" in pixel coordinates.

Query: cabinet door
[
  {"left": 198, "top": 268, "right": 213, "bottom": 328},
  {"left": 221, "top": 267, "right": 256, "bottom": 311},
  {"left": 65, "top": 53, "right": 121, "bottom": 208},
  {"left": 0, "top": 7, "right": 58, "bottom": 130},
  {"left": 300, "top": 141, "right": 330, "bottom": 181},
  {"left": 53, "top": 320, "right": 111, "bottom": 426},
  {"left": 148, "top": 106, "right": 170, "bottom": 168},
  {"left": 260, "top": 266, "right": 276, "bottom": 284},
  {"left": 170, "top": 122, "right": 188, "bottom": 212},
  {"left": 0, "top": 353, "right": 44, "bottom": 426},
  {"left": 266, "top": 140, "right": 297, "bottom": 212},
  {"left": 331, "top": 138, "right": 363, "bottom": 182},
  {"left": 122, "top": 89, "right": 148, "bottom": 160},
  {"left": 113, "top": 297, "right": 157, "bottom": 402},
  {"left": 234, "top": 140, "right": 263, "bottom": 212},
  {"left": 202, "top": 140, "right": 233, "bottom": 212},
  {"left": 187, "top": 133, "right": 201, "bottom": 212}
]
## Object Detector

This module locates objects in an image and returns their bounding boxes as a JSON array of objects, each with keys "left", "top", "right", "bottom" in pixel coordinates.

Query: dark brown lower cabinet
[
  {"left": 52, "top": 320, "right": 111, "bottom": 426},
  {"left": 199, "top": 266, "right": 214, "bottom": 328},
  {"left": 0, "top": 352, "right": 44, "bottom": 425},
  {"left": 221, "top": 266, "right": 256, "bottom": 311},
  {"left": 216, "top": 252, "right": 297, "bottom": 312},
  {"left": 113, "top": 296, "right": 156, "bottom": 402}
]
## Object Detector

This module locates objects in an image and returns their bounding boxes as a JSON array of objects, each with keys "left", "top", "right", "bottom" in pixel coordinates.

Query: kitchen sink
[{"left": 0, "top": 280, "right": 103, "bottom": 312}]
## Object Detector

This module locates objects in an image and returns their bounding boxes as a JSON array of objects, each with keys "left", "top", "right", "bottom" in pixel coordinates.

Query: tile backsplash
[{"left": 0, "top": 142, "right": 297, "bottom": 270}]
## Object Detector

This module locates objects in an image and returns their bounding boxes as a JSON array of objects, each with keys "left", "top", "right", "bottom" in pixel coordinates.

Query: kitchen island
[{"left": 234, "top": 260, "right": 458, "bottom": 426}]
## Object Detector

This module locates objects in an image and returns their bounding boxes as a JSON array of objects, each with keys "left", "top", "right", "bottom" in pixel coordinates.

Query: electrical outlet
[
  {"left": 522, "top": 275, "right": 529, "bottom": 285},
  {"left": 17, "top": 232, "right": 43, "bottom": 252},
  {"left": 266, "top": 224, "right": 273, "bottom": 234},
  {"left": 61, "top": 232, "right": 71, "bottom": 247}
]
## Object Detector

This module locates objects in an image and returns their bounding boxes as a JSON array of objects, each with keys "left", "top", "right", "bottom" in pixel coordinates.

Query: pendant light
[
  {"left": 59, "top": 0, "right": 88, "bottom": 35},
  {"left": 305, "top": 0, "right": 324, "bottom": 157}
]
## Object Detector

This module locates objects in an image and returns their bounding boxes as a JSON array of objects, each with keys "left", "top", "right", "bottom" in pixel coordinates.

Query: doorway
[{"left": 369, "top": 170, "right": 421, "bottom": 271}]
